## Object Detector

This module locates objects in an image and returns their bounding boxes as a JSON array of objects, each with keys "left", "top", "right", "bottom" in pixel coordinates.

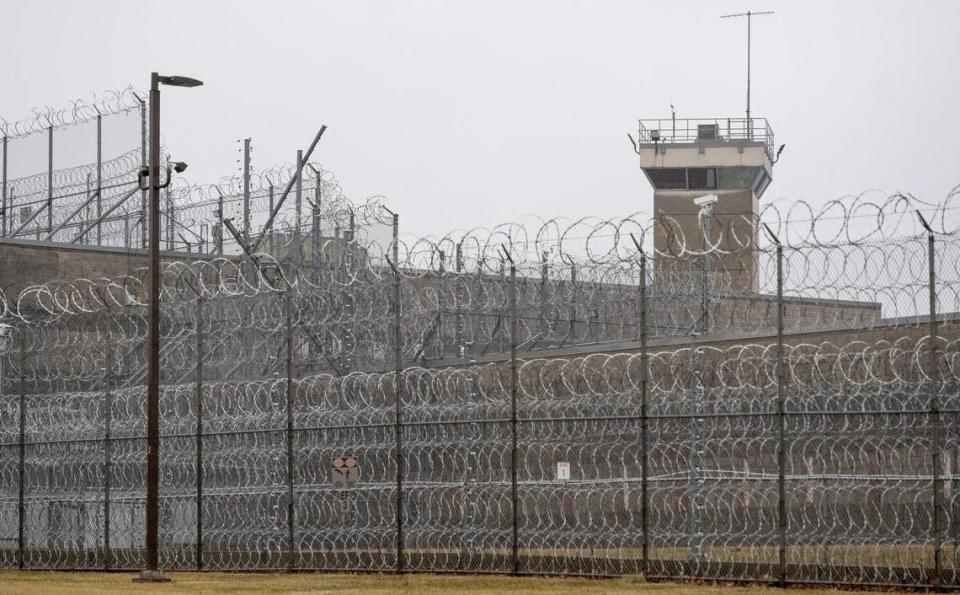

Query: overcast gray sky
[{"left": 3, "top": 0, "right": 959, "bottom": 237}]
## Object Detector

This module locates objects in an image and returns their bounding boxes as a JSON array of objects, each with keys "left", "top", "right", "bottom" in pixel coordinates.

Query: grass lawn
[{"left": 0, "top": 571, "right": 899, "bottom": 594}]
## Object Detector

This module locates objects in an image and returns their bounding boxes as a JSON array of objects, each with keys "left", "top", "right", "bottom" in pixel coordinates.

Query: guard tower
[{"left": 635, "top": 117, "right": 775, "bottom": 292}]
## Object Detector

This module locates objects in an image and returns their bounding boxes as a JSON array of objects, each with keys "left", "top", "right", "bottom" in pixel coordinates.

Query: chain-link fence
[
  {"left": 1, "top": 158, "right": 960, "bottom": 587},
  {"left": 0, "top": 89, "right": 147, "bottom": 247}
]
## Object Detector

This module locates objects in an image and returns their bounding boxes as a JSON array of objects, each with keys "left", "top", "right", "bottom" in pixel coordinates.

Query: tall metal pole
[
  {"left": 142, "top": 71, "right": 164, "bottom": 581},
  {"left": 391, "top": 213, "right": 404, "bottom": 572},
  {"left": 510, "top": 264, "right": 520, "bottom": 573},
  {"left": 720, "top": 10, "right": 773, "bottom": 140}
]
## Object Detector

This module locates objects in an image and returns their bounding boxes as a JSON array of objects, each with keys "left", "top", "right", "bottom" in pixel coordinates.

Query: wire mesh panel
[
  {"left": 0, "top": 177, "right": 959, "bottom": 590},
  {"left": 108, "top": 389, "right": 147, "bottom": 571},
  {"left": 200, "top": 381, "right": 288, "bottom": 570},
  {"left": 0, "top": 442, "right": 17, "bottom": 567},
  {"left": 1, "top": 90, "right": 143, "bottom": 247},
  {"left": 20, "top": 386, "right": 105, "bottom": 570},
  {"left": 512, "top": 356, "right": 643, "bottom": 576},
  {"left": 942, "top": 409, "right": 960, "bottom": 585},
  {"left": 784, "top": 410, "right": 934, "bottom": 585},
  {"left": 401, "top": 366, "right": 513, "bottom": 573},
  {"left": 291, "top": 369, "right": 397, "bottom": 571},
  {"left": 644, "top": 344, "right": 780, "bottom": 582},
  {"left": 294, "top": 425, "right": 397, "bottom": 571},
  {"left": 517, "top": 417, "right": 644, "bottom": 576}
]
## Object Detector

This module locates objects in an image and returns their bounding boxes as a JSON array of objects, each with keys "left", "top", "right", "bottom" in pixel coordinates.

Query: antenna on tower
[
  {"left": 720, "top": 10, "right": 774, "bottom": 138},
  {"left": 670, "top": 103, "right": 676, "bottom": 140}
]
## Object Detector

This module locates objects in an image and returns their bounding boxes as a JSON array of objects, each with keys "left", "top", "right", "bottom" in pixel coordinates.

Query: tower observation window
[
  {"left": 687, "top": 168, "right": 717, "bottom": 189},
  {"left": 647, "top": 166, "right": 767, "bottom": 191},
  {"left": 717, "top": 166, "right": 761, "bottom": 189},
  {"left": 647, "top": 168, "right": 687, "bottom": 189}
]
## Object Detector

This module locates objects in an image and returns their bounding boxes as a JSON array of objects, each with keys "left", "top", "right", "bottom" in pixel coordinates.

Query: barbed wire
[
  {"left": 1, "top": 155, "right": 959, "bottom": 582},
  {"left": 1, "top": 334, "right": 956, "bottom": 578},
  {"left": 0, "top": 87, "right": 143, "bottom": 139}
]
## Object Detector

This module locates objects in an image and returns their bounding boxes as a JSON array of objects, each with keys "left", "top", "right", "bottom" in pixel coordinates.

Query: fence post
[
  {"left": 103, "top": 325, "right": 113, "bottom": 570},
  {"left": 391, "top": 213, "right": 404, "bottom": 572},
  {"left": 919, "top": 214, "right": 942, "bottom": 586},
  {"left": 17, "top": 332, "right": 25, "bottom": 569},
  {"left": 454, "top": 242, "right": 464, "bottom": 357},
  {"left": 96, "top": 114, "right": 102, "bottom": 245},
  {"left": 568, "top": 262, "right": 577, "bottom": 343},
  {"left": 312, "top": 171, "right": 321, "bottom": 283},
  {"left": 46, "top": 126, "right": 53, "bottom": 236},
  {"left": 434, "top": 251, "right": 445, "bottom": 358},
  {"left": 344, "top": 212, "right": 356, "bottom": 372},
  {"left": 638, "top": 245, "right": 649, "bottom": 576},
  {"left": 216, "top": 191, "right": 224, "bottom": 257},
  {"left": 284, "top": 286, "right": 297, "bottom": 570},
  {"left": 139, "top": 98, "right": 147, "bottom": 248},
  {"left": 165, "top": 156, "right": 173, "bottom": 250},
  {"left": 195, "top": 294, "right": 204, "bottom": 571},
  {"left": 640, "top": 254, "right": 650, "bottom": 575},
  {"left": 539, "top": 254, "right": 548, "bottom": 338},
  {"left": 2, "top": 135, "right": 7, "bottom": 236},
  {"left": 295, "top": 150, "right": 303, "bottom": 232},
  {"left": 628, "top": 233, "right": 649, "bottom": 576},
  {"left": 242, "top": 138, "right": 251, "bottom": 239},
  {"left": 775, "top": 241, "right": 786, "bottom": 586},
  {"left": 268, "top": 184, "right": 275, "bottom": 255},
  {"left": 504, "top": 248, "right": 519, "bottom": 574}
]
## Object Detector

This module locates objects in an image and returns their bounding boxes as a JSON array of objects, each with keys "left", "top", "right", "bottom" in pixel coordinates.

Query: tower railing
[{"left": 637, "top": 117, "right": 774, "bottom": 162}]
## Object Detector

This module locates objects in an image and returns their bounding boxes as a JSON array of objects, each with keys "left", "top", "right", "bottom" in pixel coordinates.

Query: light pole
[{"left": 135, "top": 72, "right": 202, "bottom": 583}]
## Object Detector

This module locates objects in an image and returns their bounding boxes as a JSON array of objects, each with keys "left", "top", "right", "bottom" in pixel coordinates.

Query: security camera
[
  {"left": 172, "top": 162, "right": 188, "bottom": 173},
  {"left": 694, "top": 194, "right": 718, "bottom": 207},
  {"left": 0, "top": 323, "right": 14, "bottom": 354}
]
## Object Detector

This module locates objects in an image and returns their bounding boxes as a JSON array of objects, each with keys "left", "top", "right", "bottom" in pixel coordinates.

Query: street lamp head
[{"left": 158, "top": 75, "right": 203, "bottom": 88}]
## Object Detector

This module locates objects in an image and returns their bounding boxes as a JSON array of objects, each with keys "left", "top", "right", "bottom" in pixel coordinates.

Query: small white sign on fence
[{"left": 556, "top": 461, "right": 571, "bottom": 481}]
